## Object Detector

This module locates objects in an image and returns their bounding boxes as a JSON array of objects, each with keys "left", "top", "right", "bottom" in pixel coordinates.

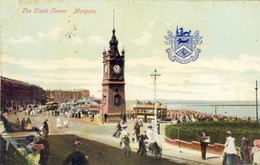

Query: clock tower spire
[{"left": 102, "top": 10, "right": 126, "bottom": 122}]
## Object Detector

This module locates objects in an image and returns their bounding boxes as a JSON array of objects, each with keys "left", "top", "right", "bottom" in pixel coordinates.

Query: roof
[
  {"left": 45, "top": 101, "right": 59, "bottom": 105},
  {"left": 133, "top": 104, "right": 167, "bottom": 109}
]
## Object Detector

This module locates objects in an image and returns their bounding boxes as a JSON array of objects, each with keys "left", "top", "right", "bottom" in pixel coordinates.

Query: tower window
[{"left": 114, "top": 94, "right": 121, "bottom": 106}]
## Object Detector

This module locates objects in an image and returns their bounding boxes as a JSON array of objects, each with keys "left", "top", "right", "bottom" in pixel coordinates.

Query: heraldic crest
[{"left": 164, "top": 26, "right": 203, "bottom": 64}]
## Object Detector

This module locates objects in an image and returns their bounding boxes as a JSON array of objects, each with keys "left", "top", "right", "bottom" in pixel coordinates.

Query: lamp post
[
  {"left": 256, "top": 80, "right": 258, "bottom": 122},
  {"left": 98, "top": 90, "right": 104, "bottom": 124},
  {"left": 150, "top": 68, "right": 161, "bottom": 138}
]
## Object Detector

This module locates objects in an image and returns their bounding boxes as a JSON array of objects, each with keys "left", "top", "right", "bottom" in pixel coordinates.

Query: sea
[{"left": 126, "top": 100, "right": 259, "bottom": 118}]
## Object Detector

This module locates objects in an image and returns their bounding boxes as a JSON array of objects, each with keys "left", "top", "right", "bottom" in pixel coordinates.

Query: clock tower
[{"left": 102, "top": 27, "right": 126, "bottom": 122}]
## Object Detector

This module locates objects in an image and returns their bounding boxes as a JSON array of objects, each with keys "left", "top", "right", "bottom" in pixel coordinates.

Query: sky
[{"left": 0, "top": 0, "right": 260, "bottom": 101}]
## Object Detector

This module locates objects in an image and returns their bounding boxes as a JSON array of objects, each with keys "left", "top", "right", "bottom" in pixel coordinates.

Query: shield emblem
[{"left": 174, "top": 36, "right": 193, "bottom": 58}]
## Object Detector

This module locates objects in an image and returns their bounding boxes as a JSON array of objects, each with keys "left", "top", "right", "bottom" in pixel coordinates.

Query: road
[{"left": 3, "top": 112, "right": 223, "bottom": 165}]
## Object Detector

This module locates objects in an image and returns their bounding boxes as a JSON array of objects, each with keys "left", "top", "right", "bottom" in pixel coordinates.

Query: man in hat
[
  {"left": 134, "top": 123, "right": 140, "bottom": 142},
  {"left": 121, "top": 133, "right": 131, "bottom": 157},
  {"left": 113, "top": 120, "right": 122, "bottom": 138},
  {"left": 35, "top": 135, "right": 50, "bottom": 165},
  {"left": 200, "top": 129, "right": 209, "bottom": 160},
  {"left": 137, "top": 131, "right": 149, "bottom": 157},
  {"left": 42, "top": 119, "right": 49, "bottom": 138},
  {"left": 63, "top": 139, "right": 89, "bottom": 165}
]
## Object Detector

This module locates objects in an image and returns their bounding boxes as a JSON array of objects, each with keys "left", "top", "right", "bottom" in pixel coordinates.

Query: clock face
[{"left": 113, "top": 65, "right": 121, "bottom": 74}]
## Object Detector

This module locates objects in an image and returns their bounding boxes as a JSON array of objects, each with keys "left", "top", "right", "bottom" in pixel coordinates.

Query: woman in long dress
[
  {"left": 56, "top": 116, "right": 62, "bottom": 128},
  {"left": 222, "top": 131, "right": 240, "bottom": 165},
  {"left": 240, "top": 134, "right": 251, "bottom": 164},
  {"left": 64, "top": 115, "right": 69, "bottom": 128}
]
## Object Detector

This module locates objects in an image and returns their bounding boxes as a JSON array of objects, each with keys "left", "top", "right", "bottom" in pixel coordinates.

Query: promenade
[{"left": 3, "top": 112, "right": 223, "bottom": 165}]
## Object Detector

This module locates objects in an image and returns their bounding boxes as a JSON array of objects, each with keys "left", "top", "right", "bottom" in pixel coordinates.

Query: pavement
[{"left": 2, "top": 112, "right": 223, "bottom": 165}]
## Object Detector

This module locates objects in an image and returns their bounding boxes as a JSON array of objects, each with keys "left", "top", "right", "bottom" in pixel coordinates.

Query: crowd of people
[
  {"left": 112, "top": 116, "right": 161, "bottom": 159},
  {"left": 199, "top": 129, "right": 260, "bottom": 165},
  {"left": 167, "top": 109, "right": 256, "bottom": 123},
  {"left": 1, "top": 102, "right": 260, "bottom": 165}
]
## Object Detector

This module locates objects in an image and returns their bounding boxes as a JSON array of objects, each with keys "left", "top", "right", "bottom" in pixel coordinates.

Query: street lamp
[
  {"left": 98, "top": 90, "right": 104, "bottom": 124},
  {"left": 150, "top": 68, "right": 161, "bottom": 138}
]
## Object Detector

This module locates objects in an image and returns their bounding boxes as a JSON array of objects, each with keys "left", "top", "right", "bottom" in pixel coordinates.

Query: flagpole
[{"left": 256, "top": 80, "right": 258, "bottom": 122}]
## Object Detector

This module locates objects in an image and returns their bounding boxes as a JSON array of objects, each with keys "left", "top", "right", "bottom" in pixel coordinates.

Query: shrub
[{"left": 165, "top": 121, "right": 260, "bottom": 147}]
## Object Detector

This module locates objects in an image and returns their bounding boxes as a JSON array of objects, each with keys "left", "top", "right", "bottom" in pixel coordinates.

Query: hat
[
  {"left": 253, "top": 139, "right": 260, "bottom": 147},
  {"left": 226, "top": 130, "right": 232, "bottom": 134}
]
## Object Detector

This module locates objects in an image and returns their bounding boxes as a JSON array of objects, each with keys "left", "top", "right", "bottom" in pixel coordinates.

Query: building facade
[
  {"left": 0, "top": 76, "right": 45, "bottom": 109},
  {"left": 45, "top": 89, "right": 90, "bottom": 102}
]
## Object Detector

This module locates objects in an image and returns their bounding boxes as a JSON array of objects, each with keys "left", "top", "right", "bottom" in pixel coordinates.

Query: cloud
[
  {"left": 36, "top": 27, "right": 61, "bottom": 39},
  {"left": 197, "top": 54, "right": 260, "bottom": 73},
  {"left": 7, "top": 26, "right": 84, "bottom": 46},
  {"left": 133, "top": 31, "right": 152, "bottom": 46},
  {"left": 87, "top": 35, "right": 106, "bottom": 45},
  {"left": 2, "top": 56, "right": 100, "bottom": 71},
  {"left": 127, "top": 56, "right": 166, "bottom": 68},
  {"left": 37, "top": 32, "right": 45, "bottom": 38},
  {"left": 148, "top": 21, "right": 154, "bottom": 28},
  {"left": 8, "top": 36, "right": 34, "bottom": 44}
]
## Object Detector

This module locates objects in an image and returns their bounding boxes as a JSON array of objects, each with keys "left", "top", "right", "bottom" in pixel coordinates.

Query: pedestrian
[
  {"left": 21, "top": 118, "right": 26, "bottom": 131},
  {"left": 35, "top": 135, "right": 50, "bottom": 165},
  {"left": 240, "top": 134, "right": 251, "bottom": 164},
  {"left": 138, "top": 118, "right": 143, "bottom": 127},
  {"left": 15, "top": 118, "right": 20, "bottom": 129},
  {"left": 122, "top": 113, "right": 127, "bottom": 124},
  {"left": 42, "top": 119, "right": 49, "bottom": 139},
  {"left": 137, "top": 131, "right": 149, "bottom": 157},
  {"left": 25, "top": 117, "right": 32, "bottom": 130},
  {"left": 200, "top": 129, "right": 209, "bottom": 160},
  {"left": 91, "top": 113, "right": 94, "bottom": 122},
  {"left": 146, "top": 125, "right": 155, "bottom": 143},
  {"left": 74, "top": 138, "right": 83, "bottom": 150},
  {"left": 113, "top": 120, "right": 122, "bottom": 138},
  {"left": 104, "top": 113, "right": 108, "bottom": 123},
  {"left": 222, "top": 130, "right": 240, "bottom": 165},
  {"left": 121, "top": 133, "right": 131, "bottom": 157},
  {"left": 64, "top": 115, "right": 69, "bottom": 128},
  {"left": 0, "top": 121, "right": 5, "bottom": 133},
  {"left": 56, "top": 116, "right": 62, "bottom": 128},
  {"left": 63, "top": 139, "right": 89, "bottom": 165},
  {"left": 134, "top": 124, "right": 140, "bottom": 142},
  {"left": 251, "top": 138, "right": 260, "bottom": 165},
  {"left": 14, "top": 107, "right": 17, "bottom": 115},
  {"left": 133, "top": 116, "right": 138, "bottom": 127}
]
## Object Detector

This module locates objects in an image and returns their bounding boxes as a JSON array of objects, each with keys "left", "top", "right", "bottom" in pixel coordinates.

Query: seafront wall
[
  {"left": 165, "top": 137, "right": 225, "bottom": 155},
  {"left": 165, "top": 137, "right": 253, "bottom": 155}
]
